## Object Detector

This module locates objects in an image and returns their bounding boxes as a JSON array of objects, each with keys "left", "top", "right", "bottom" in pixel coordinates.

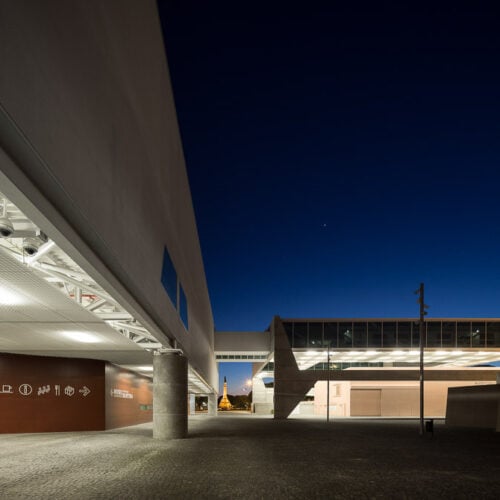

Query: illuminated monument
[{"left": 218, "top": 376, "right": 233, "bottom": 410}]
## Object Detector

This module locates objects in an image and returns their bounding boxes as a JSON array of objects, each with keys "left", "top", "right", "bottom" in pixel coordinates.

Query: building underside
[{"left": 215, "top": 317, "right": 500, "bottom": 430}]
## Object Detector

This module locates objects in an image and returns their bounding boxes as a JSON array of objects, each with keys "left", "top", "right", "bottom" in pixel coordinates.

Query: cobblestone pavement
[{"left": 0, "top": 415, "right": 499, "bottom": 499}]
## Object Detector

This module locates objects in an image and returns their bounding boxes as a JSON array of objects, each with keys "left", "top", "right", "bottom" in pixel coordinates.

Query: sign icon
[
  {"left": 37, "top": 385, "right": 51, "bottom": 396},
  {"left": 54, "top": 385, "right": 61, "bottom": 396},
  {"left": 64, "top": 385, "right": 75, "bottom": 397},
  {"left": 79, "top": 386, "right": 91, "bottom": 397},
  {"left": 0, "top": 384, "right": 13, "bottom": 394},
  {"left": 19, "top": 384, "right": 33, "bottom": 396}
]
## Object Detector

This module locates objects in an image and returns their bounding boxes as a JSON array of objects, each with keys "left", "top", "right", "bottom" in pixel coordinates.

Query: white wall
[{"left": 0, "top": 1, "right": 217, "bottom": 388}]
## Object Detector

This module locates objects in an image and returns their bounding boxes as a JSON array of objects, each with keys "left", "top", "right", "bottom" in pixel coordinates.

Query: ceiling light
[
  {"left": 62, "top": 331, "right": 101, "bottom": 343},
  {"left": 0, "top": 285, "right": 24, "bottom": 305},
  {"left": 136, "top": 366, "right": 153, "bottom": 371}
]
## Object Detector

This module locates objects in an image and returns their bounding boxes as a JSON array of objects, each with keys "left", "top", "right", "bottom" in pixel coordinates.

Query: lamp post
[
  {"left": 415, "top": 283, "right": 428, "bottom": 436},
  {"left": 326, "top": 341, "right": 331, "bottom": 423}
]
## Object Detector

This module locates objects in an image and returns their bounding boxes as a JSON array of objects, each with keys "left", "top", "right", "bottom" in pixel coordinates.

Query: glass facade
[
  {"left": 308, "top": 322, "right": 323, "bottom": 347},
  {"left": 323, "top": 322, "right": 338, "bottom": 347},
  {"left": 281, "top": 319, "right": 500, "bottom": 349},
  {"left": 368, "top": 322, "right": 382, "bottom": 347},
  {"left": 442, "top": 322, "right": 456, "bottom": 347},
  {"left": 487, "top": 322, "right": 500, "bottom": 347}
]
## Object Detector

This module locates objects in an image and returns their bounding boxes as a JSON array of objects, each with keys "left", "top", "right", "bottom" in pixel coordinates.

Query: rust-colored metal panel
[
  {"left": 0, "top": 353, "right": 105, "bottom": 433},
  {"left": 105, "top": 363, "right": 152, "bottom": 429}
]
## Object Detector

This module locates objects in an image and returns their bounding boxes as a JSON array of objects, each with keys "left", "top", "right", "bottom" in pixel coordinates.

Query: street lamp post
[
  {"left": 415, "top": 283, "right": 428, "bottom": 436},
  {"left": 326, "top": 341, "right": 331, "bottom": 423}
]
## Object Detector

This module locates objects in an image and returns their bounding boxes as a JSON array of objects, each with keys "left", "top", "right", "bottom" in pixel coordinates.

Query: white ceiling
[
  {"left": 293, "top": 348, "right": 500, "bottom": 369},
  {"left": 0, "top": 193, "right": 217, "bottom": 393},
  {"left": 0, "top": 248, "right": 152, "bottom": 365}
]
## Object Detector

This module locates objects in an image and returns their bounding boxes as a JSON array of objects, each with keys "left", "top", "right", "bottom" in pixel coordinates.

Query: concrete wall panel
[{"left": 446, "top": 385, "right": 500, "bottom": 429}]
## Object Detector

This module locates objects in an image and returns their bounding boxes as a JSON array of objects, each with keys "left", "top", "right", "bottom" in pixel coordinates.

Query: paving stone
[{"left": 0, "top": 415, "right": 499, "bottom": 499}]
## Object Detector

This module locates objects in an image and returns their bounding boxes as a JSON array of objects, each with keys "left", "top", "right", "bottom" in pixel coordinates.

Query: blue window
[
  {"left": 161, "top": 247, "right": 177, "bottom": 306},
  {"left": 179, "top": 283, "right": 188, "bottom": 329},
  {"left": 160, "top": 247, "right": 189, "bottom": 332}
]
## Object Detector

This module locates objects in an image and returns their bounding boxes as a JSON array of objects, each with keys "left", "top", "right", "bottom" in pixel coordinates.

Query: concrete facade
[
  {"left": 311, "top": 380, "right": 495, "bottom": 418},
  {"left": 0, "top": 0, "right": 216, "bottom": 389},
  {"left": 259, "top": 316, "right": 500, "bottom": 421},
  {"left": 446, "top": 384, "right": 500, "bottom": 431},
  {"left": 0, "top": 1, "right": 217, "bottom": 437}
]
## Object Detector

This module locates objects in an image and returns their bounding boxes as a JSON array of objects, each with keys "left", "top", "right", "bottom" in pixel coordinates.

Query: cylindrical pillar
[
  {"left": 153, "top": 352, "right": 188, "bottom": 439},
  {"left": 207, "top": 393, "right": 217, "bottom": 416}
]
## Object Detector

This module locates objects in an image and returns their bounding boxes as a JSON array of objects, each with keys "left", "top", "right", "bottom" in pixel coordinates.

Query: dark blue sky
[{"left": 159, "top": 2, "right": 500, "bottom": 335}]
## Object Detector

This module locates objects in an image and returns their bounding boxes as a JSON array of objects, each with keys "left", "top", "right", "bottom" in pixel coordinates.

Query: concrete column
[
  {"left": 189, "top": 394, "right": 196, "bottom": 415},
  {"left": 208, "top": 393, "right": 217, "bottom": 416},
  {"left": 153, "top": 352, "right": 188, "bottom": 439}
]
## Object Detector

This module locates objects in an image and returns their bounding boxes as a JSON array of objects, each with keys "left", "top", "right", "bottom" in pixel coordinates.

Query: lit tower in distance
[{"left": 218, "top": 376, "right": 232, "bottom": 411}]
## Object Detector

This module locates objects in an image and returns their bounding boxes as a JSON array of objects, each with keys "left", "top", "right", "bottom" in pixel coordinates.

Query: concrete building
[
  {"left": 1, "top": 1, "right": 499, "bottom": 438},
  {"left": 0, "top": 0, "right": 217, "bottom": 438},
  {"left": 215, "top": 317, "right": 500, "bottom": 429}
]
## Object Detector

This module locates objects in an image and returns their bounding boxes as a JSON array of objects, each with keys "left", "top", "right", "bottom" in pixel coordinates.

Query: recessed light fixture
[
  {"left": 0, "top": 285, "right": 24, "bottom": 305},
  {"left": 136, "top": 366, "right": 153, "bottom": 371},
  {"left": 62, "top": 331, "right": 101, "bottom": 343}
]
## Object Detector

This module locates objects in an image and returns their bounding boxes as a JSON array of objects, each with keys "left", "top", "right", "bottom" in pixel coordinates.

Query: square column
[
  {"left": 189, "top": 394, "right": 196, "bottom": 415},
  {"left": 153, "top": 352, "right": 188, "bottom": 439},
  {"left": 207, "top": 393, "right": 218, "bottom": 416}
]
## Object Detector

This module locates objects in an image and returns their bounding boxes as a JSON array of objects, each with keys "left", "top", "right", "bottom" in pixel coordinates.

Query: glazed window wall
[
  {"left": 426, "top": 322, "right": 441, "bottom": 347},
  {"left": 339, "top": 322, "right": 353, "bottom": 347},
  {"left": 353, "top": 322, "right": 367, "bottom": 347},
  {"left": 411, "top": 321, "right": 421, "bottom": 348},
  {"left": 282, "top": 320, "right": 500, "bottom": 349},
  {"left": 398, "top": 322, "right": 411, "bottom": 347},
  {"left": 471, "top": 322, "right": 485, "bottom": 347},
  {"left": 442, "top": 322, "right": 456, "bottom": 347},
  {"left": 382, "top": 322, "right": 396, "bottom": 347},
  {"left": 308, "top": 322, "right": 323, "bottom": 347},
  {"left": 487, "top": 322, "right": 500, "bottom": 347},
  {"left": 324, "top": 322, "right": 338, "bottom": 347},
  {"left": 457, "top": 322, "right": 471, "bottom": 347},
  {"left": 368, "top": 322, "right": 382, "bottom": 347}
]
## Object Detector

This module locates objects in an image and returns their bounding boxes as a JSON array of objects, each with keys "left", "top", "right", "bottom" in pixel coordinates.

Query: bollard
[{"left": 425, "top": 419, "right": 434, "bottom": 435}]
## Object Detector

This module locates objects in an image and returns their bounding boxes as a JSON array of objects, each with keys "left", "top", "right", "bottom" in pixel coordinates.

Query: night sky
[{"left": 158, "top": 3, "right": 500, "bottom": 393}]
